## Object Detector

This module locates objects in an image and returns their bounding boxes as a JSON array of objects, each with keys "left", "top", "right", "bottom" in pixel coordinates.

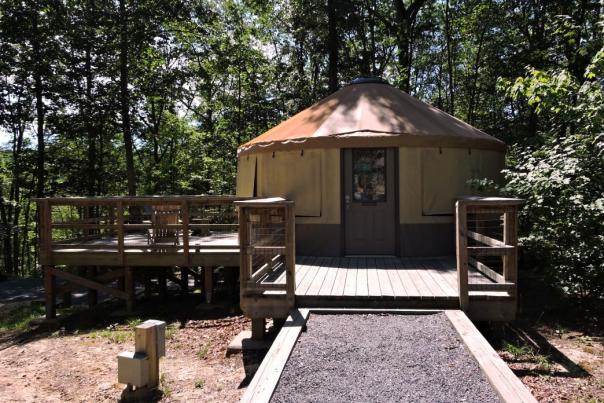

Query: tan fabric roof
[{"left": 238, "top": 82, "right": 506, "bottom": 155}]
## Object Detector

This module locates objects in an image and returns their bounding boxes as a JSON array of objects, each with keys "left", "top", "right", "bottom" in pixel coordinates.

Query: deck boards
[{"left": 292, "top": 256, "right": 500, "bottom": 300}]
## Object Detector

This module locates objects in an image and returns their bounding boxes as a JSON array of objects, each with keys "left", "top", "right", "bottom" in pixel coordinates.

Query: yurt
[{"left": 236, "top": 77, "right": 505, "bottom": 257}]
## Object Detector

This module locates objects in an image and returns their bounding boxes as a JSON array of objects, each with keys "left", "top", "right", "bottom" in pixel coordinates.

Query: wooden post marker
[{"left": 118, "top": 319, "right": 166, "bottom": 397}]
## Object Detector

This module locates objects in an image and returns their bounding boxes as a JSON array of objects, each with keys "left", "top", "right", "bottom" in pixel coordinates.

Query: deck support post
[
  {"left": 143, "top": 272, "right": 152, "bottom": 298},
  {"left": 272, "top": 317, "right": 286, "bottom": 331},
  {"left": 503, "top": 207, "right": 518, "bottom": 297},
  {"left": 125, "top": 266, "right": 134, "bottom": 312},
  {"left": 204, "top": 266, "right": 213, "bottom": 303},
  {"left": 455, "top": 201, "right": 469, "bottom": 311},
  {"left": 87, "top": 266, "right": 98, "bottom": 307},
  {"left": 180, "top": 267, "right": 189, "bottom": 295},
  {"left": 251, "top": 318, "right": 265, "bottom": 340},
  {"left": 44, "top": 265, "right": 56, "bottom": 319},
  {"left": 61, "top": 269, "right": 72, "bottom": 308},
  {"left": 158, "top": 269, "right": 167, "bottom": 300}
]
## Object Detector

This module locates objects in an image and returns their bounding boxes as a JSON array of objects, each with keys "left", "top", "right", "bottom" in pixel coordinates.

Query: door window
[{"left": 352, "top": 149, "right": 386, "bottom": 202}]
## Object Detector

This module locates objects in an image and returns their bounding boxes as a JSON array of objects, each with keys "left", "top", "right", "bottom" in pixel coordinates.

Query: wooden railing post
[
  {"left": 181, "top": 200, "right": 190, "bottom": 266},
  {"left": 117, "top": 201, "right": 125, "bottom": 265},
  {"left": 238, "top": 205, "right": 250, "bottom": 302},
  {"left": 39, "top": 199, "right": 53, "bottom": 266},
  {"left": 456, "top": 200, "right": 469, "bottom": 311},
  {"left": 503, "top": 206, "right": 518, "bottom": 296},
  {"left": 285, "top": 203, "right": 296, "bottom": 308}
]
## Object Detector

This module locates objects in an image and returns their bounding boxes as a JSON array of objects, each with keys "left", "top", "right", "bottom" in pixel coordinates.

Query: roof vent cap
[{"left": 349, "top": 76, "right": 389, "bottom": 85}]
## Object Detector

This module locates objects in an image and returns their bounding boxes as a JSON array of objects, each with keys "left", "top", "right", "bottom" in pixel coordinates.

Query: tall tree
[{"left": 327, "top": 0, "right": 339, "bottom": 92}]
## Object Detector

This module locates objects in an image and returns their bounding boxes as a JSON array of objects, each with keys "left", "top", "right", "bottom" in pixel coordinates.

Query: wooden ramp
[{"left": 240, "top": 309, "right": 537, "bottom": 403}]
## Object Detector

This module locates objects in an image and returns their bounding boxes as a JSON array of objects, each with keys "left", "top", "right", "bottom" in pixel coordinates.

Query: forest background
[{"left": 1, "top": 0, "right": 602, "bottom": 304}]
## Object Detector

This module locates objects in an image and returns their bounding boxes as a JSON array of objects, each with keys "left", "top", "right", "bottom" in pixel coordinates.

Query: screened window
[{"left": 352, "top": 149, "right": 386, "bottom": 202}]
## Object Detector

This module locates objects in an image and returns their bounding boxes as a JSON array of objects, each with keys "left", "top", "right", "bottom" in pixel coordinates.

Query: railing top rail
[
  {"left": 35, "top": 195, "right": 254, "bottom": 206},
  {"left": 456, "top": 196, "right": 523, "bottom": 206},
  {"left": 234, "top": 197, "right": 294, "bottom": 207}
]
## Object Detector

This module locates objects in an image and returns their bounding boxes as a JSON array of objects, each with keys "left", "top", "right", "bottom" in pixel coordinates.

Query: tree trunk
[
  {"left": 32, "top": 12, "right": 45, "bottom": 198},
  {"left": 393, "top": 0, "right": 426, "bottom": 93},
  {"left": 327, "top": 0, "right": 338, "bottom": 93},
  {"left": 445, "top": 0, "right": 455, "bottom": 115},
  {"left": 119, "top": 0, "right": 136, "bottom": 196},
  {"left": 85, "top": 42, "right": 97, "bottom": 196}
]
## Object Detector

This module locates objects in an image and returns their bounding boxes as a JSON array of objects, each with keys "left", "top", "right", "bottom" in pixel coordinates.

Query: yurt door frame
[{"left": 342, "top": 148, "right": 398, "bottom": 256}]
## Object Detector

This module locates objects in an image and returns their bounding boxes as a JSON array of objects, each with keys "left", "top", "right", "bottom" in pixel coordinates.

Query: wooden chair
[{"left": 147, "top": 205, "right": 181, "bottom": 245}]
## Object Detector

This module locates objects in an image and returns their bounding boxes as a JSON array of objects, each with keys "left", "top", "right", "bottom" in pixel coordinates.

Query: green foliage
[
  {"left": 503, "top": 341, "right": 533, "bottom": 357},
  {"left": 0, "top": 0, "right": 602, "bottom": 293},
  {"left": 196, "top": 342, "right": 212, "bottom": 359},
  {"left": 0, "top": 303, "right": 45, "bottom": 332},
  {"left": 502, "top": 48, "right": 604, "bottom": 300}
]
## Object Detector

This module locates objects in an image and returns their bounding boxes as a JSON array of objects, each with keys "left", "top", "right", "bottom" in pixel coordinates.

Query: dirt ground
[
  {"left": 0, "top": 295, "right": 267, "bottom": 403},
  {"left": 499, "top": 326, "right": 604, "bottom": 402},
  {"left": 0, "top": 277, "right": 602, "bottom": 402},
  {"left": 485, "top": 278, "right": 604, "bottom": 402}
]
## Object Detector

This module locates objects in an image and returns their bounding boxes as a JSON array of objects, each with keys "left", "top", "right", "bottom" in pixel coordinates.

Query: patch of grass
[
  {"left": 159, "top": 373, "right": 172, "bottom": 398},
  {"left": 582, "top": 345, "right": 595, "bottom": 354},
  {"left": 194, "top": 378, "right": 205, "bottom": 389},
  {"left": 87, "top": 329, "right": 131, "bottom": 344},
  {"left": 577, "top": 360, "right": 593, "bottom": 373},
  {"left": 126, "top": 317, "right": 142, "bottom": 329},
  {"left": 535, "top": 354, "right": 552, "bottom": 372},
  {"left": 0, "top": 304, "right": 45, "bottom": 332},
  {"left": 196, "top": 342, "right": 212, "bottom": 359},
  {"left": 503, "top": 341, "right": 533, "bottom": 357},
  {"left": 165, "top": 322, "right": 179, "bottom": 339}
]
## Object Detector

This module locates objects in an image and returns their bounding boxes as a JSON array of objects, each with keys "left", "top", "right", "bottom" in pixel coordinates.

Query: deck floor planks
[
  {"left": 430, "top": 258, "right": 460, "bottom": 294},
  {"left": 393, "top": 258, "right": 421, "bottom": 297},
  {"left": 411, "top": 258, "right": 447, "bottom": 298},
  {"left": 401, "top": 257, "right": 433, "bottom": 298},
  {"left": 330, "top": 258, "right": 347, "bottom": 296},
  {"left": 355, "top": 257, "right": 369, "bottom": 296},
  {"left": 287, "top": 256, "right": 500, "bottom": 300},
  {"left": 318, "top": 257, "right": 338, "bottom": 296},
  {"left": 419, "top": 258, "right": 457, "bottom": 297},
  {"left": 366, "top": 257, "right": 382, "bottom": 296},
  {"left": 293, "top": 256, "right": 313, "bottom": 288},
  {"left": 295, "top": 256, "right": 321, "bottom": 295},
  {"left": 343, "top": 257, "right": 358, "bottom": 296},
  {"left": 384, "top": 257, "right": 408, "bottom": 297},
  {"left": 375, "top": 258, "right": 394, "bottom": 297},
  {"left": 305, "top": 257, "right": 330, "bottom": 296}
]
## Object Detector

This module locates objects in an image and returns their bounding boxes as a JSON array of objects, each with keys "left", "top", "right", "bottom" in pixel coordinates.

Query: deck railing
[
  {"left": 36, "top": 195, "right": 251, "bottom": 267},
  {"left": 236, "top": 198, "right": 296, "bottom": 309},
  {"left": 455, "top": 196, "right": 523, "bottom": 311}
]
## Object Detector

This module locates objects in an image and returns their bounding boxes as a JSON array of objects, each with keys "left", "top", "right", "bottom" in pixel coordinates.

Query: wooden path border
[
  {"left": 239, "top": 308, "right": 310, "bottom": 403},
  {"left": 240, "top": 309, "right": 536, "bottom": 403},
  {"left": 445, "top": 310, "right": 537, "bottom": 403}
]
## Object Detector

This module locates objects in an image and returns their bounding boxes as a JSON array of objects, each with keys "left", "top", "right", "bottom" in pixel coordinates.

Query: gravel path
[{"left": 270, "top": 313, "right": 500, "bottom": 403}]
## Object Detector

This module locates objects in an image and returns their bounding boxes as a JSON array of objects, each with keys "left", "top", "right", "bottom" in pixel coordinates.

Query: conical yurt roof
[{"left": 238, "top": 78, "right": 505, "bottom": 155}]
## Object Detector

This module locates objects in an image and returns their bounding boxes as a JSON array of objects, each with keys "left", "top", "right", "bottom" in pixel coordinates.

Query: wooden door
[{"left": 343, "top": 148, "right": 396, "bottom": 255}]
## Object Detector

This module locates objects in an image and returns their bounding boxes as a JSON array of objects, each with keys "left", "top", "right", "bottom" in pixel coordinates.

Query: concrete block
[{"left": 117, "top": 351, "right": 149, "bottom": 387}]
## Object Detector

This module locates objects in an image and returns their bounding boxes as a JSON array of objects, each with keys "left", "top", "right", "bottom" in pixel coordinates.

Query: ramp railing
[
  {"left": 455, "top": 197, "right": 523, "bottom": 310},
  {"left": 236, "top": 198, "right": 296, "bottom": 309}
]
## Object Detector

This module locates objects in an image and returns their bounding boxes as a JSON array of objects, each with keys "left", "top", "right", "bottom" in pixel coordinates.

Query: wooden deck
[
  {"left": 250, "top": 256, "right": 512, "bottom": 310},
  {"left": 49, "top": 232, "right": 239, "bottom": 267}
]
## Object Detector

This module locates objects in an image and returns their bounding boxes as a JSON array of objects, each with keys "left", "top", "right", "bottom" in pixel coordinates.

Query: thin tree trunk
[
  {"left": 33, "top": 12, "right": 45, "bottom": 198},
  {"left": 327, "top": 0, "right": 338, "bottom": 93},
  {"left": 468, "top": 22, "right": 487, "bottom": 125},
  {"left": 445, "top": 0, "right": 455, "bottom": 115},
  {"left": 393, "top": 0, "right": 426, "bottom": 93},
  {"left": 119, "top": 0, "right": 136, "bottom": 196}
]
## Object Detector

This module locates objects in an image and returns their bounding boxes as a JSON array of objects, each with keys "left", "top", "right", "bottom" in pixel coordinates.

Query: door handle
[{"left": 345, "top": 195, "right": 351, "bottom": 209}]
